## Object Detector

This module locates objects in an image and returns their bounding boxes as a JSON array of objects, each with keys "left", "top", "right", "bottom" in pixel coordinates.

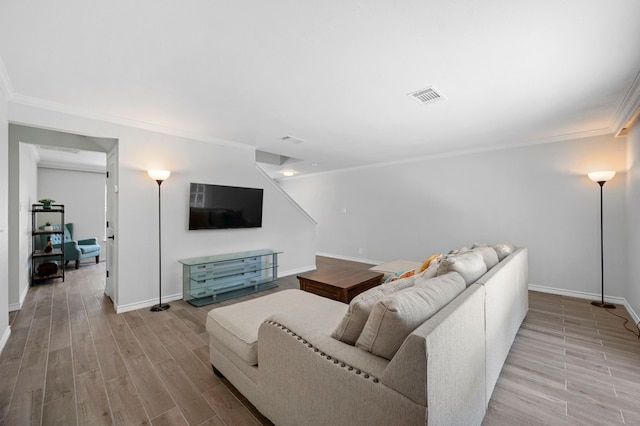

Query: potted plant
[
  {"left": 39, "top": 198, "right": 55, "bottom": 209},
  {"left": 44, "top": 221, "right": 53, "bottom": 231}
]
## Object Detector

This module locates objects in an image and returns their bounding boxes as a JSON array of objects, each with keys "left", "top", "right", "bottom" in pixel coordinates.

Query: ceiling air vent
[
  {"left": 408, "top": 86, "right": 445, "bottom": 105},
  {"left": 281, "top": 135, "right": 305, "bottom": 144}
]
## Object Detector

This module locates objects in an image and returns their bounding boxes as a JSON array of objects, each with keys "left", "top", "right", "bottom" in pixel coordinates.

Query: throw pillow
[
  {"left": 331, "top": 275, "right": 416, "bottom": 345},
  {"left": 390, "top": 269, "right": 415, "bottom": 282},
  {"left": 384, "top": 269, "right": 416, "bottom": 283},
  {"left": 437, "top": 251, "right": 487, "bottom": 286},
  {"left": 416, "top": 254, "right": 442, "bottom": 279},
  {"left": 355, "top": 272, "right": 466, "bottom": 360},
  {"left": 493, "top": 242, "right": 515, "bottom": 261},
  {"left": 417, "top": 253, "right": 442, "bottom": 273}
]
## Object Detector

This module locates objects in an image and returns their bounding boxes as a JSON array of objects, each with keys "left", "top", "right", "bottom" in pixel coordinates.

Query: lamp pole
[
  {"left": 148, "top": 170, "right": 171, "bottom": 312},
  {"left": 588, "top": 171, "right": 615, "bottom": 309}
]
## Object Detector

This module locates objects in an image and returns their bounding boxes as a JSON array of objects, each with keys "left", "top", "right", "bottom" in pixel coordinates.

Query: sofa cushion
[
  {"left": 471, "top": 246, "right": 499, "bottom": 269},
  {"left": 79, "top": 244, "right": 101, "bottom": 254},
  {"left": 493, "top": 242, "right": 515, "bottom": 261},
  {"left": 437, "top": 251, "right": 487, "bottom": 286},
  {"left": 207, "top": 289, "right": 347, "bottom": 365},
  {"left": 355, "top": 272, "right": 466, "bottom": 360},
  {"left": 332, "top": 275, "right": 415, "bottom": 345}
]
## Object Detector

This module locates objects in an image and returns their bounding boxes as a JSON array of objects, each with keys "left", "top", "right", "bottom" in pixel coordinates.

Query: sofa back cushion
[
  {"left": 355, "top": 272, "right": 466, "bottom": 360},
  {"left": 331, "top": 275, "right": 415, "bottom": 345},
  {"left": 471, "top": 246, "right": 499, "bottom": 269},
  {"left": 437, "top": 251, "right": 487, "bottom": 286},
  {"left": 492, "top": 242, "right": 515, "bottom": 261}
]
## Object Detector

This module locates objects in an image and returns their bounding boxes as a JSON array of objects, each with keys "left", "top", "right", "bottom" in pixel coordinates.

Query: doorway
[{"left": 7, "top": 124, "right": 118, "bottom": 311}]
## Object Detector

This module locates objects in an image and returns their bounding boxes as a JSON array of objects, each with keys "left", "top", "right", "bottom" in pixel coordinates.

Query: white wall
[
  {"left": 11, "top": 144, "right": 39, "bottom": 310},
  {"left": 0, "top": 77, "right": 9, "bottom": 353},
  {"left": 8, "top": 103, "right": 317, "bottom": 312},
  {"left": 282, "top": 134, "right": 629, "bottom": 300},
  {"left": 626, "top": 115, "right": 640, "bottom": 320},
  {"left": 38, "top": 167, "right": 106, "bottom": 257}
]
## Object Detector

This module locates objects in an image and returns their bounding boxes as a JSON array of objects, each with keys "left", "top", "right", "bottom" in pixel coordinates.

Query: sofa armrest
[
  {"left": 62, "top": 240, "right": 81, "bottom": 257},
  {"left": 257, "top": 313, "right": 425, "bottom": 426},
  {"left": 382, "top": 283, "right": 486, "bottom": 425},
  {"left": 77, "top": 237, "right": 99, "bottom": 245},
  {"left": 263, "top": 311, "right": 389, "bottom": 378},
  {"left": 475, "top": 246, "right": 529, "bottom": 402}
]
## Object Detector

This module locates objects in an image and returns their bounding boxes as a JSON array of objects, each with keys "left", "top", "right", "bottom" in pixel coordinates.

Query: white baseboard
[
  {"left": 0, "top": 326, "right": 11, "bottom": 355},
  {"left": 8, "top": 283, "right": 30, "bottom": 312},
  {"left": 528, "top": 283, "right": 640, "bottom": 325},
  {"left": 316, "top": 252, "right": 381, "bottom": 266},
  {"left": 279, "top": 264, "right": 316, "bottom": 277},
  {"left": 113, "top": 266, "right": 316, "bottom": 314},
  {"left": 114, "top": 293, "right": 183, "bottom": 314}
]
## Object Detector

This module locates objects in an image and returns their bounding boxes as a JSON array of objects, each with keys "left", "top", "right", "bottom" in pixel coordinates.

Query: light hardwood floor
[
  {"left": 1, "top": 258, "right": 639, "bottom": 425},
  {"left": 484, "top": 291, "right": 640, "bottom": 425}
]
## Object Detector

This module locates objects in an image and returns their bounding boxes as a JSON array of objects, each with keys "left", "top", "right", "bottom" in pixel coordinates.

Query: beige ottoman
[{"left": 206, "top": 289, "right": 348, "bottom": 367}]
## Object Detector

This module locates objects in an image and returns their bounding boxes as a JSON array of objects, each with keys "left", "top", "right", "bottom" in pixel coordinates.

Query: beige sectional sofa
[{"left": 206, "top": 245, "right": 529, "bottom": 425}]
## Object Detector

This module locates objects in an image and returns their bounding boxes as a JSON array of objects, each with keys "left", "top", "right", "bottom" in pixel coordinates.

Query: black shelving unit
[{"left": 31, "top": 204, "right": 65, "bottom": 284}]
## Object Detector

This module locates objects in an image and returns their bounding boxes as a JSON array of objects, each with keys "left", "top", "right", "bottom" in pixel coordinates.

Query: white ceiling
[
  {"left": 1, "top": 0, "right": 639, "bottom": 178},
  {"left": 35, "top": 145, "right": 106, "bottom": 173}
]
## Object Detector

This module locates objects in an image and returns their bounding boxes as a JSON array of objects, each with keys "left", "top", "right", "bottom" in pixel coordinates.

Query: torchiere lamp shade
[
  {"left": 588, "top": 171, "right": 615, "bottom": 183},
  {"left": 148, "top": 169, "right": 171, "bottom": 182}
]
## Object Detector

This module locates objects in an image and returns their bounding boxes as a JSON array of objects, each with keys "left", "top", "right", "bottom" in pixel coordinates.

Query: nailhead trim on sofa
[{"left": 264, "top": 320, "right": 380, "bottom": 383}]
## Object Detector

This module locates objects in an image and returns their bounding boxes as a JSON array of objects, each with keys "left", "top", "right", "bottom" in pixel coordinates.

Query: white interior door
[{"left": 105, "top": 146, "right": 118, "bottom": 305}]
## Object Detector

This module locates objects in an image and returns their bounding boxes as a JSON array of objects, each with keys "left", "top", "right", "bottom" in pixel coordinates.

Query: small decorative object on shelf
[
  {"left": 44, "top": 221, "right": 53, "bottom": 231},
  {"left": 38, "top": 262, "right": 58, "bottom": 278},
  {"left": 44, "top": 237, "right": 53, "bottom": 253},
  {"left": 38, "top": 198, "right": 56, "bottom": 209}
]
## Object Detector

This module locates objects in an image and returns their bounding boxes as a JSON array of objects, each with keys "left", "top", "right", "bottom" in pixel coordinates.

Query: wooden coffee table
[{"left": 297, "top": 266, "right": 384, "bottom": 303}]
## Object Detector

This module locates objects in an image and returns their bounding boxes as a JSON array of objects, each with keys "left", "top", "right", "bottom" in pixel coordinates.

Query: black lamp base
[
  {"left": 150, "top": 303, "right": 171, "bottom": 312},
  {"left": 591, "top": 301, "right": 616, "bottom": 309}
]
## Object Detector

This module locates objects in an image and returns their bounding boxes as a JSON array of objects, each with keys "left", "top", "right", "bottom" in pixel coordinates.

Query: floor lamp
[
  {"left": 587, "top": 171, "right": 616, "bottom": 309},
  {"left": 148, "top": 169, "right": 171, "bottom": 312}
]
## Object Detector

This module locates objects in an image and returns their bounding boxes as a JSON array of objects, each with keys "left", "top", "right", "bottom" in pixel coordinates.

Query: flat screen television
[{"left": 189, "top": 182, "right": 263, "bottom": 230}]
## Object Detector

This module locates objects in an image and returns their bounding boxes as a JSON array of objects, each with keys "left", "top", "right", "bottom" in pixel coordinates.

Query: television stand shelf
[{"left": 179, "top": 249, "right": 281, "bottom": 307}]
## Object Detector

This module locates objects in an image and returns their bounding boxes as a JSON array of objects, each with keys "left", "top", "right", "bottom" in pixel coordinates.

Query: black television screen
[{"left": 189, "top": 183, "right": 263, "bottom": 230}]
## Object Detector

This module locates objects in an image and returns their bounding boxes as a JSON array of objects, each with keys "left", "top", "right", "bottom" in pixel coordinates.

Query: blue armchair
[{"left": 40, "top": 223, "right": 101, "bottom": 269}]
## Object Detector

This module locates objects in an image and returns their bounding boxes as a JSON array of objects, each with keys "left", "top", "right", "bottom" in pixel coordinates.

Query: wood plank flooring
[
  {"left": 484, "top": 290, "right": 640, "bottom": 425},
  {"left": 1, "top": 258, "right": 639, "bottom": 425}
]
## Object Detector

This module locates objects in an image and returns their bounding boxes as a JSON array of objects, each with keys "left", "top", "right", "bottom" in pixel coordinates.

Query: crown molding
[
  {"left": 288, "top": 126, "right": 617, "bottom": 181},
  {"left": 0, "top": 56, "right": 15, "bottom": 100},
  {"left": 611, "top": 69, "right": 640, "bottom": 134},
  {"left": 38, "top": 161, "right": 106, "bottom": 174}
]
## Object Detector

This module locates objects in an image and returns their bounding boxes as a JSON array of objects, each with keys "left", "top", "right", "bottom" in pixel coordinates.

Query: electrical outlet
[{"left": 358, "top": 248, "right": 363, "bottom": 255}]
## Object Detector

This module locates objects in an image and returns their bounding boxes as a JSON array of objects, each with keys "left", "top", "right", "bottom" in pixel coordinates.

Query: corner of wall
[
  {"left": 0, "top": 325, "right": 11, "bottom": 355},
  {"left": 0, "top": 58, "right": 9, "bottom": 355},
  {"left": 625, "top": 111, "right": 640, "bottom": 325}
]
